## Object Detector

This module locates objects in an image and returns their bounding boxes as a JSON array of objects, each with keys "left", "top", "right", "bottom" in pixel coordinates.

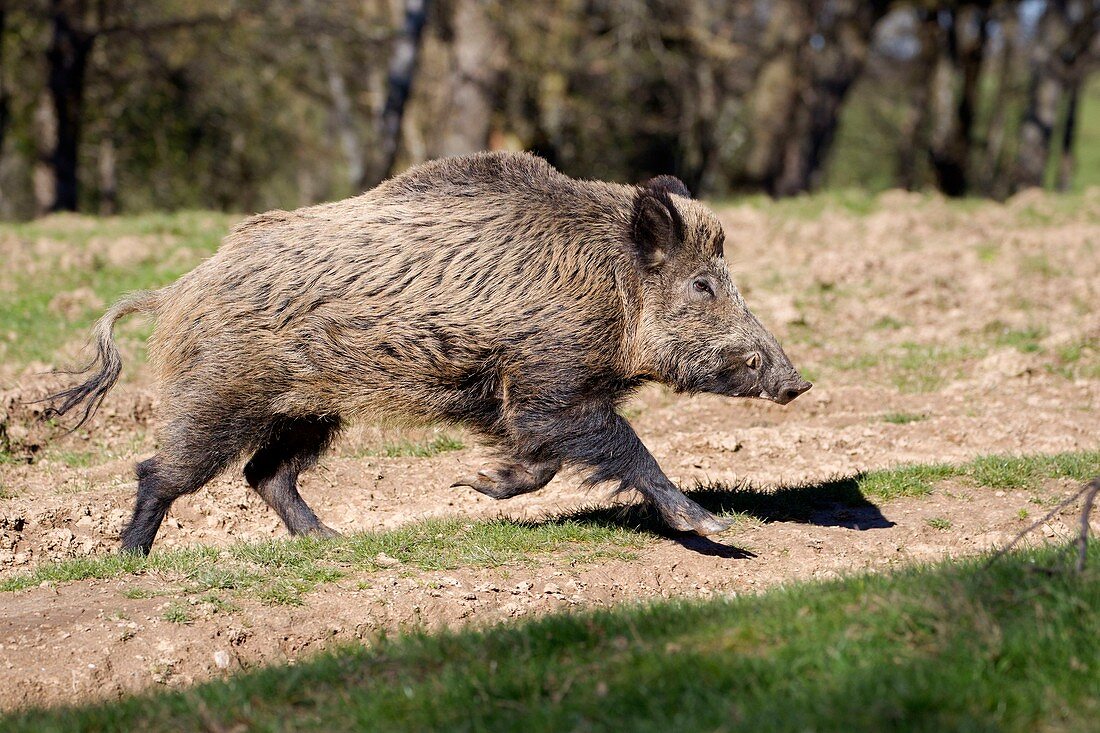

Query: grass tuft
[
  {"left": 1049, "top": 337, "right": 1100, "bottom": 380},
  {"left": 882, "top": 412, "right": 927, "bottom": 425},
  {"left": 871, "top": 315, "right": 906, "bottom": 330},
  {"left": 381, "top": 434, "right": 465, "bottom": 458},
  {"left": 856, "top": 463, "right": 957, "bottom": 500},
  {"left": 891, "top": 342, "right": 982, "bottom": 393},
  {"left": 161, "top": 603, "right": 192, "bottom": 624},
  {"left": 965, "top": 452, "right": 1100, "bottom": 491},
  {"left": 819, "top": 341, "right": 983, "bottom": 393},
  {"left": 852, "top": 450, "right": 1098, "bottom": 500},
  {"left": 984, "top": 322, "right": 1047, "bottom": 354}
]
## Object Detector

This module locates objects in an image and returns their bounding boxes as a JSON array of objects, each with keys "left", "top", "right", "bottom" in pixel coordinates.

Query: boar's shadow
[{"left": 545, "top": 474, "right": 894, "bottom": 559}]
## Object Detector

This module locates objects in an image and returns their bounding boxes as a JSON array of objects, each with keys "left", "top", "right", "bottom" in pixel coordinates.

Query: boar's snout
[{"left": 771, "top": 377, "right": 812, "bottom": 405}]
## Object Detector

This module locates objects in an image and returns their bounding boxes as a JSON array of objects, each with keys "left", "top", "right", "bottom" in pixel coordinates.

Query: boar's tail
[{"left": 42, "top": 289, "right": 163, "bottom": 430}]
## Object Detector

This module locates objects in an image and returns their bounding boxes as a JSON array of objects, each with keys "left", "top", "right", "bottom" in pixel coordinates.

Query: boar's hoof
[
  {"left": 301, "top": 523, "right": 340, "bottom": 539},
  {"left": 659, "top": 503, "right": 731, "bottom": 536},
  {"left": 452, "top": 460, "right": 560, "bottom": 500},
  {"left": 452, "top": 468, "right": 527, "bottom": 500},
  {"left": 689, "top": 513, "right": 732, "bottom": 536}
]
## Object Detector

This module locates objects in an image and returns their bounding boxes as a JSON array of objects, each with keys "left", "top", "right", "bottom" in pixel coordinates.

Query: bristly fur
[{"left": 47, "top": 151, "right": 809, "bottom": 553}]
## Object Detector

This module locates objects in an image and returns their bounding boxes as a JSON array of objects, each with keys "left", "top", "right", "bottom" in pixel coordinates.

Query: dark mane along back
[{"left": 380, "top": 152, "right": 563, "bottom": 197}]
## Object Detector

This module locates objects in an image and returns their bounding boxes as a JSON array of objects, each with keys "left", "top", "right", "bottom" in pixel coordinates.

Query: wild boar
[{"left": 47, "top": 152, "right": 811, "bottom": 554}]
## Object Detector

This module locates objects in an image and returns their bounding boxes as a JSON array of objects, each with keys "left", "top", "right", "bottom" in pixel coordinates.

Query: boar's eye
[
  {"left": 691, "top": 278, "right": 714, "bottom": 297},
  {"left": 746, "top": 352, "right": 762, "bottom": 370}
]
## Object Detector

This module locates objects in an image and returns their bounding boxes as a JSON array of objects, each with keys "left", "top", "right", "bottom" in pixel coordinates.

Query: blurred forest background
[{"left": 0, "top": 0, "right": 1097, "bottom": 219}]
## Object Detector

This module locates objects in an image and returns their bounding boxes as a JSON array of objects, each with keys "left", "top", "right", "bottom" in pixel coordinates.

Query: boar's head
[{"left": 628, "top": 176, "right": 811, "bottom": 405}]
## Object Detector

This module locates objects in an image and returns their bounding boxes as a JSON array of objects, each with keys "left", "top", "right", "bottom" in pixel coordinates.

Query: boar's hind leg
[
  {"left": 121, "top": 425, "right": 247, "bottom": 555},
  {"left": 452, "top": 457, "right": 561, "bottom": 499},
  {"left": 243, "top": 415, "right": 341, "bottom": 538}
]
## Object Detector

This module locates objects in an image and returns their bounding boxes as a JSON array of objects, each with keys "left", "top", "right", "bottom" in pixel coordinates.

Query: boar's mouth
[
  {"left": 686, "top": 368, "right": 812, "bottom": 405},
  {"left": 678, "top": 368, "right": 760, "bottom": 399}
]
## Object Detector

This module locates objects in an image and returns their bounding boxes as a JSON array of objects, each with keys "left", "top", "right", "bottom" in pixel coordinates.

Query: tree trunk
[
  {"left": 318, "top": 34, "right": 365, "bottom": 191},
  {"left": 927, "top": 5, "right": 988, "bottom": 198},
  {"left": 743, "top": 0, "right": 807, "bottom": 192},
  {"left": 364, "top": 0, "right": 432, "bottom": 188},
  {"left": 33, "top": 92, "right": 58, "bottom": 216},
  {"left": 0, "top": 5, "right": 10, "bottom": 166},
  {"left": 1056, "top": 80, "right": 1080, "bottom": 192},
  {"left": 433, "top": 0, "right": 503, "bottom": 158},
  {"left": 1015, "top": 5, "right": 1067, "bottom": 190},
  {"left": 1014, "top": 0, "right": 1099, "bottom": 191},
  {"left": 97, "top": 136, "right": 117, "bottom": 215},
  {"left": 978, "top": 8, "right": 1018, "bottom": 198},
  {"left": 747, "top": 0, "right": 889, "bottom": 197},
  {"left": 896, "top": 9, "right": 939, "bottom": 190},
  {"left": 44, "top": 0, "right": 95, "bottom": 212}
]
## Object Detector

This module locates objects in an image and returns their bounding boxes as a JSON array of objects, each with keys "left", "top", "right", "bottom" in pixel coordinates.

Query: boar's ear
[
  {"left": 646, "top": 175, "right": 692, "bottom": 199},
  {"left": 631, "top": 181, "right": 686, "bottom": 270}
]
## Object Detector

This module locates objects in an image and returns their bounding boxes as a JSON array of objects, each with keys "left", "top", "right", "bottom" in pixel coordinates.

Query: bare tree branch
[
  {"left": 96, "top": 11, "right": 239, "bottom": 39},
  {"left": 1077, "top": 478, "right": 1098, "bottom": 572}
]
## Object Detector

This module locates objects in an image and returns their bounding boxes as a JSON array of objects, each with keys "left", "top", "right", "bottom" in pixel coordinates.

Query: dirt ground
[{"left": 1, "top": 190, "right": 1098, "bottom": 711}]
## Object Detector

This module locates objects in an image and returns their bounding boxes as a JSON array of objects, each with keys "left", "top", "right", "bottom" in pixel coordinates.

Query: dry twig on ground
[{"left": 987, "top": 477, "right": 1100, "bottom": 572}]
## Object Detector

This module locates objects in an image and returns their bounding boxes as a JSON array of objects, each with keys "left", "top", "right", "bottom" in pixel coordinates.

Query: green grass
[
  {"left": 40, "top": 448, "right": 95, "bottom": 468},
  {"left": 119, "top": 587, "right": 163, "bottom": 600},
  {"left": 964, "top": 453, "right": 1100, "bottom": 491},
  {"left": 853, "top": 450, "right": 1098, "bottom": 500},
  {"left": 825, "top": 352, "right": 880, "bottom": 372},
  {"left": 1049, "top": 337, "right": 1100, "bottom": 380},
  {"left": 985, "top": 322, "right": 1047, "bottom": 354},
  {"left": 891, "top": 342, "right": 982, "bottom": 393},
  {"left": 198, "top": 592, "right": 240, "bottom": 615},
  {"left": 882, "top": 411, "right": 927, "bottom": 425},
  {"left": 380, "top": 434, "right": 465, "bottom": 458},
  {"left": 1073, "top": 77, "right": 1100, "bottom": 190},
  {"left": 925, "top": 517, "right": 952, "bottom": 531},
  {"left": 1019, "top": 253, "right": 1062, "bottom": 277},
  {"left": 976, "top": 241, "right": 1000, "bottom": 262},
  {"left": 871, "top": 315, "right": 906, "bottom": 330},
  {"left": 856, "top": 463, "right": 957, "bottom": 500},
  {"left": 161, "top": 602, "right": 192, "bottom": 624},
  {"left": 5, "top": 542, "right": 1098, "bottom": 732},
  {"left": 0, "top": 517, "right": 645, "bottom": 602},
  {"left": 739, "top": 188, "right": 880, "bottom": 219},
  {"left": 0, "top": 212, "right": 231, "bottom": 367},
  {"left": 819, "top": 341, "right": 982, "bottom": 394}
]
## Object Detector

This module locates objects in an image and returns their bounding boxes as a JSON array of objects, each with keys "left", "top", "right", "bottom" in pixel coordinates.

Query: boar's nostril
[{"left": 781, "top": 381, "right": 812, "bottom": 403}]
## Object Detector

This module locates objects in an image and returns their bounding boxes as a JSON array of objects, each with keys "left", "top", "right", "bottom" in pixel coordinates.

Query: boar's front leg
[
  {"left": 513, "top": 403, "right": 729, "bottom": 536},
  {"left": 452, "top": 457, "right": 561, "bottom": 499}
]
